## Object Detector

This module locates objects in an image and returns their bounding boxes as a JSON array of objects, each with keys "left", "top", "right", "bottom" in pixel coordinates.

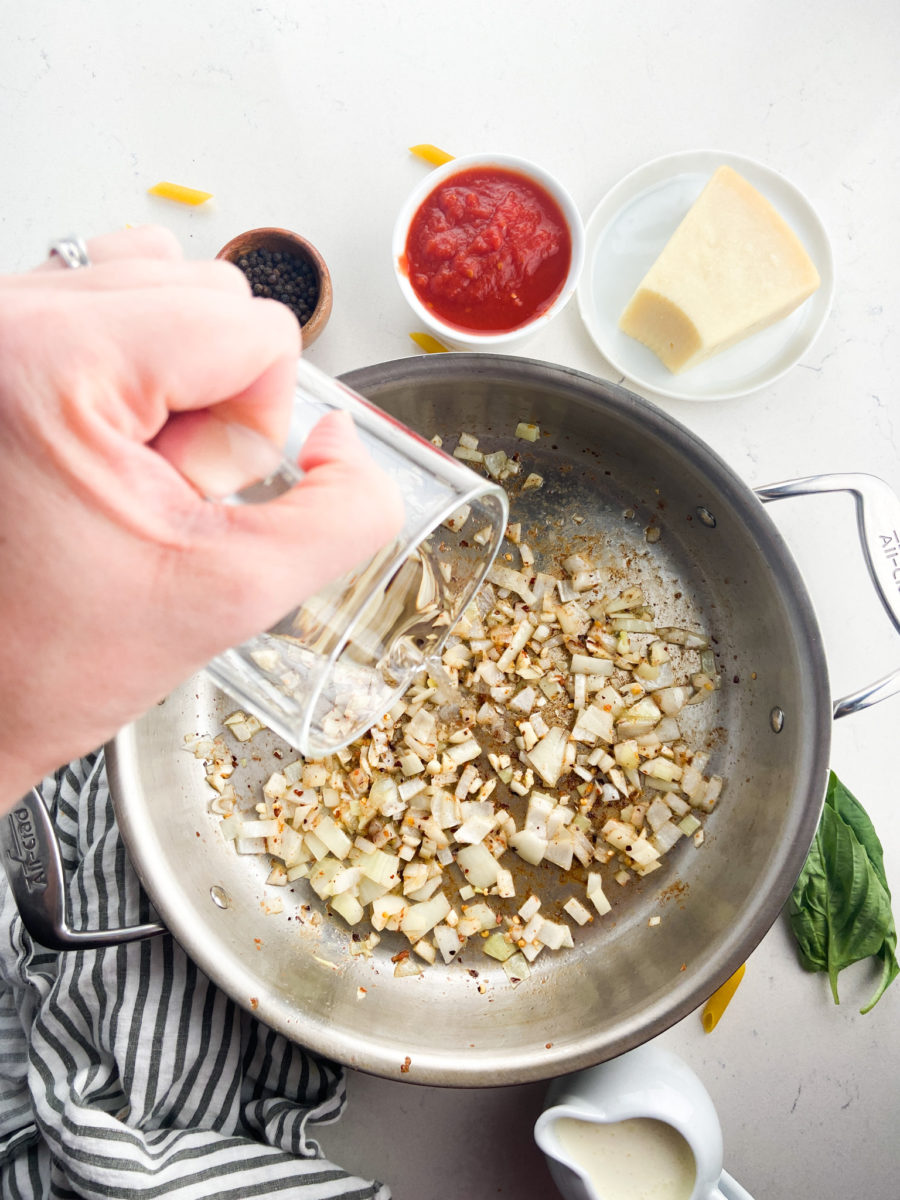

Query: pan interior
[{"left": 109, "top": 355, "right": 830, "bottom": 1085}]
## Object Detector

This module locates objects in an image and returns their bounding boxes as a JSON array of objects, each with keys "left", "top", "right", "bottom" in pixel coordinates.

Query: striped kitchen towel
[{"left": 0, "top": 753, "right": 390, "bottom": 1200}]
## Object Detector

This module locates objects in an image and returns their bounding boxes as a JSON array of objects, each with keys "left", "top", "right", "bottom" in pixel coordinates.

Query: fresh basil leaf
[
  {"left": 863, "top": 936, "right": 900, "bottom": 1014},
  {"left": 819, "top": 801, "right": 890, "bottom": 1000},
  {"left": 788, "top": 771, "right": 898, "bottom": 1013},
  {"left": 790, "top": 830, "right": 829, "bottom": 973},
  {"left": 828, "top": 773, "right": 889, "bottom": 889}
]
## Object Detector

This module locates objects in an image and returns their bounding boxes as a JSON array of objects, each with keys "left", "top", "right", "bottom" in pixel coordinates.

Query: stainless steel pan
[{"left": 7, "top": 355, "right": 900, "bottom": 1086}]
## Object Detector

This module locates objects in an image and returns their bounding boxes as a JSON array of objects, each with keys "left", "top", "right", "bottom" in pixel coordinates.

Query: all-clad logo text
[
  {"left": 881, "top": 529, "right": 900, "bottom": 596},
  {"left": 5, "top": 807, "right": 47, "bottom": 892}
]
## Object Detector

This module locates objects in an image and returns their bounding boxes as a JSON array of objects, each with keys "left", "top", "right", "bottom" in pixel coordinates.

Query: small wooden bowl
[{"left": 216, "top": 226, "right": 333, "bottom": 347}]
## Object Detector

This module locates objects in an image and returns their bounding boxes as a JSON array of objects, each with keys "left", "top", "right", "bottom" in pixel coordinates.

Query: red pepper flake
[
  {"left": 254, "top": 938, "right": 262, "bottom": 950},
  {"left": 391, "top": 949, "right": 410, "bottom": 964},
  {"left": 400, "top": 1056, "right": 412, "bottom": 1074},
  {"left": 249, "top": 997, "right": 259, "bottom": 1010}
]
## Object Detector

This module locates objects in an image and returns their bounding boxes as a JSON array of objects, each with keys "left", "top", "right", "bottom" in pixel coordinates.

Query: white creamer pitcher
[{"left": 534, "top": 1044, "right": 753, "bottom": 1200}]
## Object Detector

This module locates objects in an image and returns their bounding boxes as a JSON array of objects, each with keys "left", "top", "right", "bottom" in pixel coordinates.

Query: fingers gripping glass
[{"left": 199, "top": 360, "right": 508, "bottom": 757}]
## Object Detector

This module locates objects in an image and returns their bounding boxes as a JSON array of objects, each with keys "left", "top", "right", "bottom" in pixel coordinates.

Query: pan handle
[
  {"left": 756, "top": 472, "right": 900, "bottom": 719},
  {"left": 0, "top": 787, "right": 165, "bottom": 950}
]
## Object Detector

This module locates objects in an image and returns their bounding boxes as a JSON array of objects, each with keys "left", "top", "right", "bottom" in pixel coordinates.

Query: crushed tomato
[{"left": 403, "top": 166, "right": 571, "bottom": 333}]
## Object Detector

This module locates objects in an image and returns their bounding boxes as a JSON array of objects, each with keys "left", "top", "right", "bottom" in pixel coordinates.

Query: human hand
[{"left": 0, "top": 226, "right": 404, "bottom": 809}]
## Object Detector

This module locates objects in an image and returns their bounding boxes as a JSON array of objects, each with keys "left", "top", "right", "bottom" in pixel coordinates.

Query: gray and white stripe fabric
[{"left": 0, "top": 753, "right": 390, "bottom": 1199}]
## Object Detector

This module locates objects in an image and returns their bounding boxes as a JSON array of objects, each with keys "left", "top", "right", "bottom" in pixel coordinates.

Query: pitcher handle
[
  {"left": 756, "top": 472, "right": 900, "bottom": 718},
  {"left": 711, "top": 1167, "right": 755, "bottom": 1200}
]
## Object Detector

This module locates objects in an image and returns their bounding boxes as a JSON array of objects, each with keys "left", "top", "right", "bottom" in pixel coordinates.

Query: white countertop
[{"left": 3, "top": 2, "right": 898, "bottom": 1195}]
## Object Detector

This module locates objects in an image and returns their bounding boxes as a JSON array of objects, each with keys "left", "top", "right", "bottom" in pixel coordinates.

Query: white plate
[{"left": 577, "top": 150, "right": 835, "bottom": 402}]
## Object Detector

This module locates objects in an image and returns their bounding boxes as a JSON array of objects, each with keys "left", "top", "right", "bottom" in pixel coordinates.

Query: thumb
[
  {"left": 149, "top": 355, "right": 299, "bottom": 498},
  {"left": 151, "top": 408, "right": 286, "bottom": 499},
  {"left": 221, "top": 410, "right": 407, "bottom": 612}
]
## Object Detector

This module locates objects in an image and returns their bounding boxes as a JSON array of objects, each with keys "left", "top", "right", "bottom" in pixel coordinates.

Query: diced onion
[
  {"left": 200, "top": 423, "right": 726, "bottom": 989},
  {"left": 515, "top": 422, "right": 540, "bottom": 442},
  {"left": 526, "top": 727, "right": 568, "bottom": 787}
]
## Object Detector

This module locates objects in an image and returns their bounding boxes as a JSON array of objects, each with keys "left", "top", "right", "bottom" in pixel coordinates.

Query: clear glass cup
[{"left": 204, "top": 360, "right": 508, "bottom": 757}]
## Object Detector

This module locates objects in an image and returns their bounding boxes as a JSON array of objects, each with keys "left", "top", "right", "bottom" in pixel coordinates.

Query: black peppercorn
[{"left": 234, "top": 246, "right": 321, "bottom": 328}]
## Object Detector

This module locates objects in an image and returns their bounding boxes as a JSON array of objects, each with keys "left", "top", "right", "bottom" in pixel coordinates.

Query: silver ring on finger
[{"left": 48, "top": 236, "right": 92, "bottom": 270}]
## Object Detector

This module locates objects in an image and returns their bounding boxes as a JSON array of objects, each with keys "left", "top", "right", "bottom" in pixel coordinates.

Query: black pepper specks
[{"left": 237, "top": 248, "right": 320, "bottom": 327}]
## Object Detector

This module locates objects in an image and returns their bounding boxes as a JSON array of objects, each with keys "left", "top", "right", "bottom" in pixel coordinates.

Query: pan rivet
[
  {"left": 210, "top": 885, "right": 231, "bottom": 909},
  {"left": 770, "top": 706, "right": 785, "bottom": 733},
  {"left": 696, "top": 506, "right": 717, "bottom": 528}
]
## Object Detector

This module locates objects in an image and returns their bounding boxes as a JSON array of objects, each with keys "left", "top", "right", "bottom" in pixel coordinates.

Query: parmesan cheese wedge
[{"left": 619, "top": 165, "right": 820, "bottom": 373}]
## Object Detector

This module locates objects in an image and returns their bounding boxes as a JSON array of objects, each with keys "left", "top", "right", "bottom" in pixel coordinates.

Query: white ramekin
[{"left": 392, "top": 152, "right": 585, "bottom": 351}]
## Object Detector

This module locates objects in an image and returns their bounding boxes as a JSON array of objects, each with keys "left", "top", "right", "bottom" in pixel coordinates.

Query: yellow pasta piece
[
  {"left": 701, "top": 963, "right": 746, "bottom": 1032},
  {"left": 409, "top": 331, "right": 450, "bottom": 354},
  {"left": 147, "top": 181, "right": 214, "bottom": 206},
  {"left": 409, "top": 144, "right": 455, "bottom": 167}
]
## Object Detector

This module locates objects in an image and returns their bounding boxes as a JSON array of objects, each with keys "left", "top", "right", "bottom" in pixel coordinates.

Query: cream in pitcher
[
  {"left": 534, "top": 1044, "right": 754, "bottom": 1200},
  {"left": 554, "top": 1116, "right": 696, "bottom": 1200}
]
